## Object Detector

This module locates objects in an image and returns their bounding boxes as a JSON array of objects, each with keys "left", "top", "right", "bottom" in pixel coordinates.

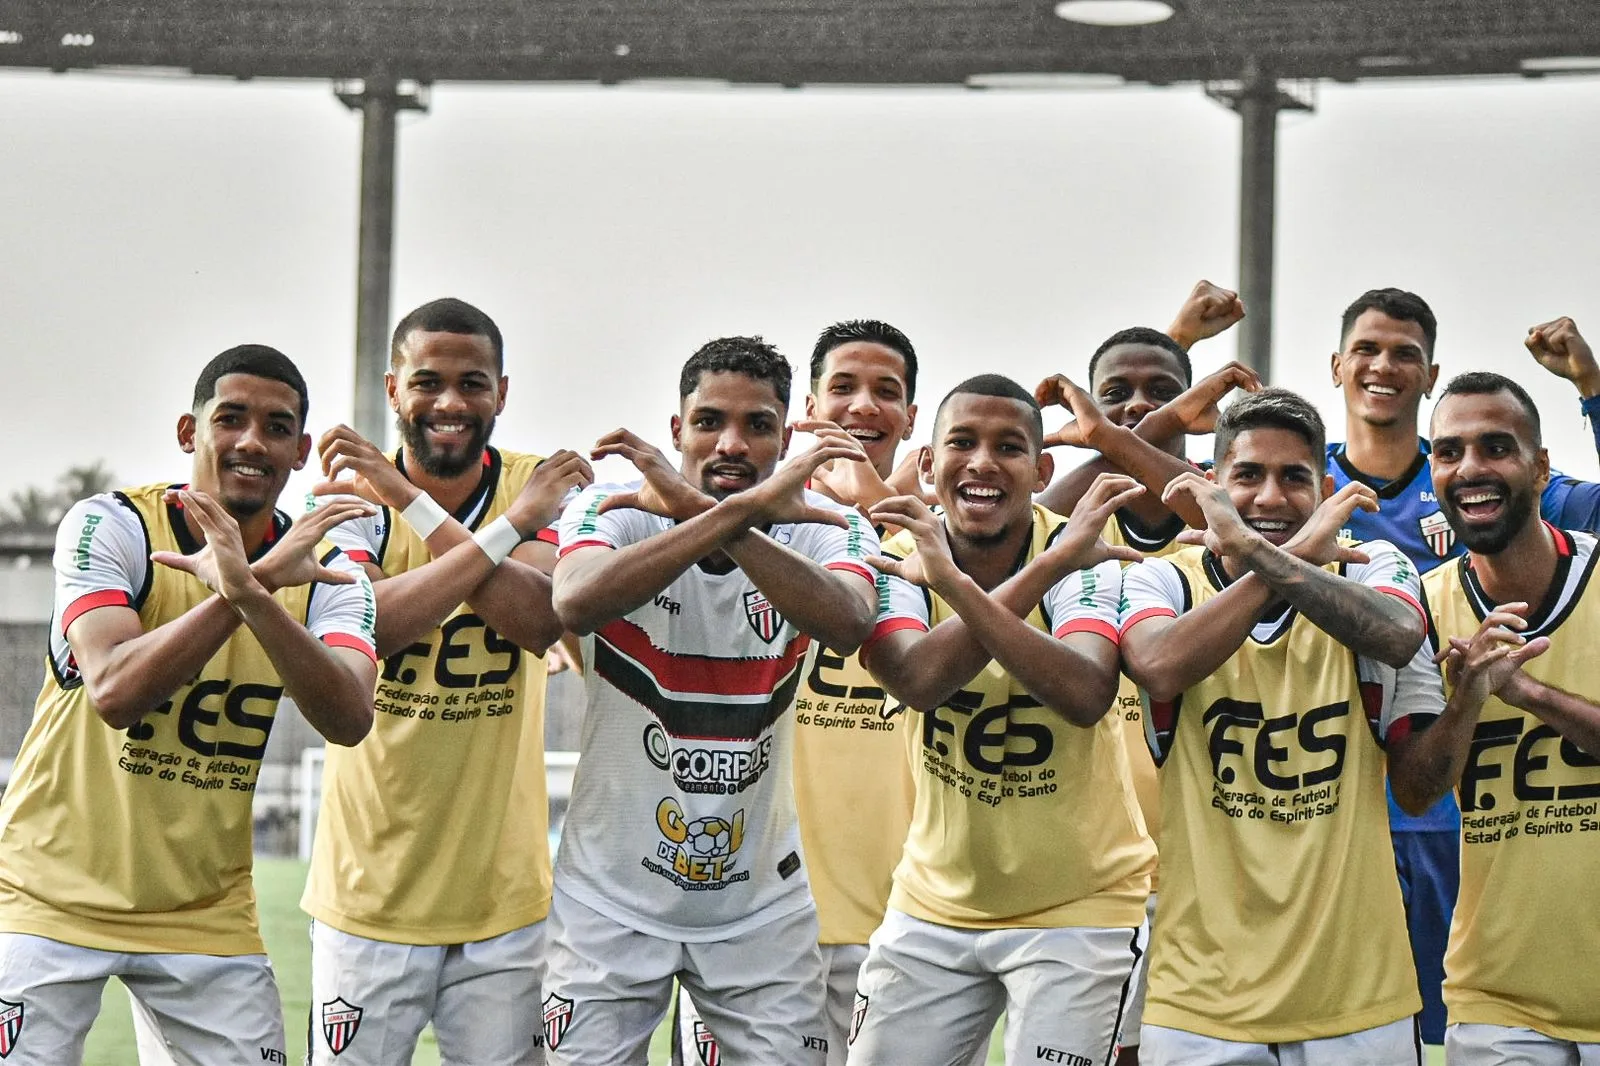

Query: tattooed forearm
[{"left": 1241, "top": 544, "right": 1423, "bottom": 666}]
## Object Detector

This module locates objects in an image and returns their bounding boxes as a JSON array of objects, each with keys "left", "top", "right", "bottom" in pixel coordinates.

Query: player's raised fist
[
  {"left": 1168, "top": 280, "right": 1245, "bottom": 349},
  {"left": 1525, "top": 317, "right": 1600, "bottom": 398}
]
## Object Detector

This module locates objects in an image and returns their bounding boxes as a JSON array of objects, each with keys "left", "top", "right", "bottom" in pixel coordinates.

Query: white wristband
[
  {"left": 400, "top": 492, "right": 449, "bottom": 541},
  {"left": 473, "top": 515, "right": 523, "bottom": 566}
]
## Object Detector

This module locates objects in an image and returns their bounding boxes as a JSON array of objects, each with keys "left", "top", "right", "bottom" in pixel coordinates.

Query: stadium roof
[{"left": 7, "top": 0, "right": 1600, "bottom": 87}]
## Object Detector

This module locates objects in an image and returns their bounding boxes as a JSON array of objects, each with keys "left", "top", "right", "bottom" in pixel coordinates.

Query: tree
[
  {"left": 0, "top": 462, "right": 117, "bottom": 532},
  {"left": 5, "top": 486, "right": 63, "bottom": 532},
  {"left": 57, "top": 461, "right": 116, "bottom": 503}
]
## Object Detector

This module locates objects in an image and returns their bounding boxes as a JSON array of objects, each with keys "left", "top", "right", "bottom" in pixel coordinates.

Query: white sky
[{"left": 5, "top": 70, "right": 1600, "bottom": 508}]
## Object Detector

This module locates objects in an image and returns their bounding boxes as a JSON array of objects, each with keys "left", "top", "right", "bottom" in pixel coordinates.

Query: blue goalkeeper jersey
[{"left": 1328, "top": 395, "right": 1600, "bottom": 830}]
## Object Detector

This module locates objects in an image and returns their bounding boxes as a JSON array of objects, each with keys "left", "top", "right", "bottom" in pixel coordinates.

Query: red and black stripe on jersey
[{"left": 592, "top": 618, "right": 811, "bottom": 741}]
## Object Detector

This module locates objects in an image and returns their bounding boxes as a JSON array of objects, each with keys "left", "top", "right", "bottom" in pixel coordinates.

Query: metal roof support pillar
[
  {"left": 336, "top": 77, "right": 428, "bottom": 444},
  {"left": 1207, "top": 71, "right": 1313, "bottom": 385}
]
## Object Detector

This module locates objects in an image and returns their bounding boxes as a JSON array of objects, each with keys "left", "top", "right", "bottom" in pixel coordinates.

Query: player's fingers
[
  {"left": 1033, "top": 375, "right": 1069, "bottom": 406},
  {"left": 865, "top": 555, "right": 903, "bottom": 576},
  {"left": 1335, "top": 546, "right": 1372, "bottom": 565},
  {"left": 868, "top": 494, "right": 933, "bottom": 520},
  {"left": 311, "top": 566, "right": 358, "bottom": 586},
  {"left": 1479, "top": 607, "right": 1529, "bottom": 633},
  {"left": 790, "top": 418, "right": 845, "bottom": 436},
  {"left": 175, "top": 490, "right": 227, "bottom": 532},
  {"left": 1088, "top": 484, "right": 1147, "bottom": 522},
  {"left": 149, "top": 550, "right": 197, "bottom": 573},
  {"left": 1104, "top": 544, "right": 1145, "bottom": 565},
  {"left": 591, "top": 427, "right": 643, "bottom": 449},
  {"left": 596, "top": 492, "right": 642, "bottom": 515},
  {"left": 1160, "top": 475, "right": 1205, "bottom": 506},
  {"left": 796, "top": 506, "right": 849, "bottom": 529},
  {"left": 1512, "top": 636, "right": 1552, "bottom": 663}
]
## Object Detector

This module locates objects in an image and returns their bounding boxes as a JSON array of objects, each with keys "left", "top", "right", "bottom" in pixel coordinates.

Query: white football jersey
[{"left": 554, "top": 481, "right": 879, "bottom": 941}]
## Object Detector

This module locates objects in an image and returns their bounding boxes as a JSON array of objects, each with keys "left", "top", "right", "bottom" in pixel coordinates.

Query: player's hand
[
  {"left": 312, "top": 425, "right": 419, "bottom": 509},
  {"left": 1435, "top": 604, "right": 1549, "bottom": 709},
  {"left": 865, "top": 495, "right": 963, "bottom": 593},
  {"left": 1161, "top": 472, "right": 1254, "bottom": 558},
  {"left": 1163, "top": 361, "right": 1261, "bottom": 435},
  {"left": 252, "top": 495, "right": 377, "bottom": 591},
  {"left": 1034, "top": 374, "right": 1108, "bottom": 450},
  {"left": 741, "top": 424, "right": 870, "bottom": 529},
  {"left": 1281, "top": 482, "right": 1378, "bottom": 567},
  {"left": 1526, "top": 317, "right": 1600, "bottom": 399},
  {"left": 507, "top": 449, "right": 594, "bottom": 537},
  {"left": 803, "top": 419, "right": 898, "bottom": 512},
  {"left": 151, "top": 489, "right": 267, "bottom": 605},
  {"left": 1167, "top": 280, "right": 1245, "bottom": 349},
  {"left": 590, "top": 429, "right": 716, "bottom": 522},
  {"left": 1041, "top": 473, "right": 1147, "bottom": 572}
]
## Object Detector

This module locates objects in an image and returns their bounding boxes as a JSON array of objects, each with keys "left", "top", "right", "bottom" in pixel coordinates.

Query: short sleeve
[
  {"left": 305, "top": 492, "right": 387, "bottom": 565},
  {"left": 783, "top": 494, "right": 881, "bottom": 589},
  {"left": 1376, "top": 630, "right": 1446, "bottom": 744},
  {"left": 307, "top": 550, "right": 378, "bottom": 662},
  {"left": 557, "top": 482, "right": 657, "bottom": 557},
  {"left": 1119, "top": 558, "right": 1186, "bottom": 635},
  {"left": 864, "top": 570, "right": 931, "bottom": 650},
  {"left": 1041, "top": 558, "right": 1122, "bottom": 644},
  {"left": 1345, "top": 539, "right": 1425, "bottom": 626},
  {"left": 53, "top": 495, "right": 149, "bottom": 633}
]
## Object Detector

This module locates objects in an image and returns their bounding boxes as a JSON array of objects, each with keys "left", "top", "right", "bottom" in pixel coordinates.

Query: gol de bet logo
[{"left": 653, "top": 796, "right": 747, "bottom": 886}]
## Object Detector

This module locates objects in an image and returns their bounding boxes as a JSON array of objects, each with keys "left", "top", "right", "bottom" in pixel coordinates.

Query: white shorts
[
  {"left": 847, "top": 908, "right": 1146, "bottom": 1066},
  {"left": 542, "top": 887, "right": 827, "bottom": 1066},
  {"left": 1445, "top": 1023, "right": 1600, "bottom": 1065},
  {"left": 308, "top": 919, "right": 545, "bottom": 1065},
  {"left": 676, "top": 942, "right": 889, "bottom": 1066},
  {"left": 1120, "top": 892, "right": 1159, "bottom": 1050},
  {"left": 0, "top": 931, "right": 285, "bottom": 1066},
  {"left": 1141, "top": 1017, "right": 1419, "bottom": 1066}
]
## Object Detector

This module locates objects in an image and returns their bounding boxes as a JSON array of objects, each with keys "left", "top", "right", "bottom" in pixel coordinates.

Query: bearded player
[
  {"left": 0, "top": 347, "right": 377, "bottom": 1065},
  {"left": 545, "top": 336, "right": 880, "bottom": 1065},
  {"left": 300, "top": 298, "right": 592, "bottom": 1065},
  {"left": 1418, "top": 372, "right": 1600, "bottom": 1063},
  {"left": 1326, "top": 290, "right": 1600, "bottom": 1045}
]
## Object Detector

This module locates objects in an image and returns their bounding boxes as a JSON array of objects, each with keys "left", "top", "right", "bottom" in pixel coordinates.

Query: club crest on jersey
[
  {"left": 693, "top": 1021, "right": 722, "bottom": 1065},
  {"left": 1419, "top": 509, "right": 1455, "bottom": 558},
  {"left": 0, "top": 999, "right": 21, "bottom": 1059},
  {"left": 543, "top": 993, "right": 574, "bottom": 1050},
  {"left": 743, "top": 589, "right": 781, "bottom": 643},
  {"left": 320, "top": 998, "right": 362, "bottom": 1056},
  {"left": 850, "top": 994, "right": 869, "bottom": 1045}
]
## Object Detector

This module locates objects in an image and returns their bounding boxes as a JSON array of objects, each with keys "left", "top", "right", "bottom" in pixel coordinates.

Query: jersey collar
[
  {"left": 393, "top": 446, "right": 503, "bottom": 531},
  {"left": 1460, "top": 522, "right": 1584, "bottom": 636},
  {"left": 1331, "top": 439, "right": 1430, "bottom": 500}
]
